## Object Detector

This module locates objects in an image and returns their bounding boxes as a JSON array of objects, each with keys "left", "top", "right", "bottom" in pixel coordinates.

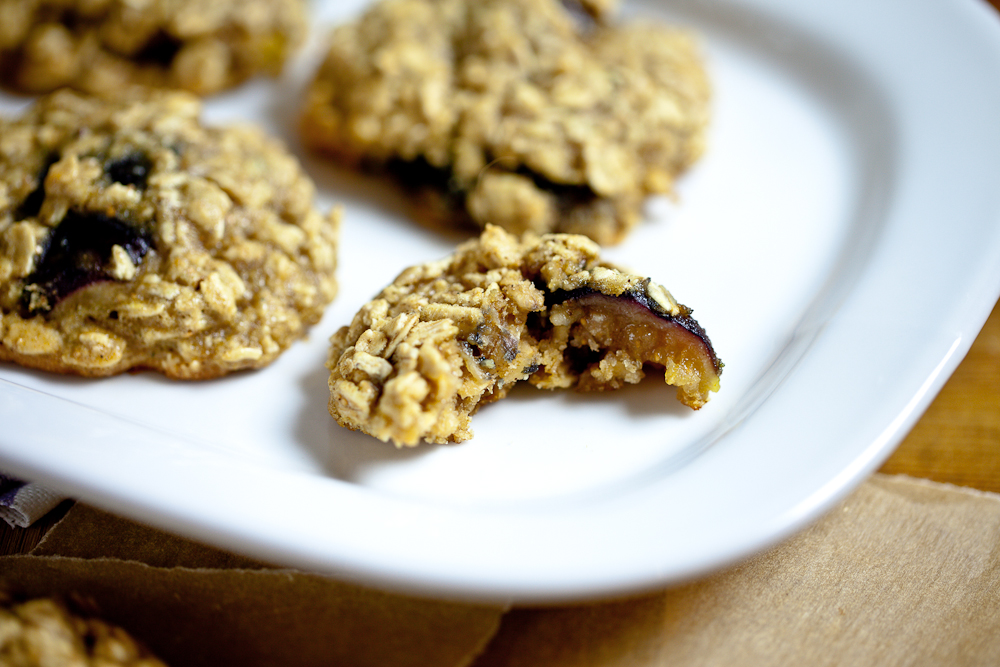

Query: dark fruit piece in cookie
[
  {"left": 105, "top": 152, "right": 153, "bottom": 188},
  {"left": 19, "top": 211, "right": 153, "bottom": 316},
  {"left": 133, "top": 30, "right": 185, "bottom": 68},
  {"left": 14, "top": 155, "right": 58, "bottom": 220},
  {"left": 327, "top": 225, "right": 721, "bottom": 446},
  {"left": 546, "top": 282, "right": 722, "bottom": 408}
]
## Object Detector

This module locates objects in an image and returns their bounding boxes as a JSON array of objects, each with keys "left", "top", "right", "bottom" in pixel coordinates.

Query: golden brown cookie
[
  {"left": 0, "top": 0, "right": 306, "bottom": 96},
  {"left": 0, "top": 597, "right": 168, "bottom": 667},
  {"left": 300, "top": 0, "right": 710, "bottom": 245},
  {"left": 0, "top": 89, "right": 339, "bottom": 379},
  {"left": 327, "top": 225, "right": 721, "bottom": 446}
]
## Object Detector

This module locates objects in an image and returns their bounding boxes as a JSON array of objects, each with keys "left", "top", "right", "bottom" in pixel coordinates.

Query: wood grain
[{"left": 879, "top": 299, "right": 1000, "bottom": 492}]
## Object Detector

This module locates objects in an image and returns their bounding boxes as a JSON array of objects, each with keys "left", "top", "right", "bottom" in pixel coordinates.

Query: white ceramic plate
[{"left": 2, "top": 0, "right": 1000, "bottom": 603}]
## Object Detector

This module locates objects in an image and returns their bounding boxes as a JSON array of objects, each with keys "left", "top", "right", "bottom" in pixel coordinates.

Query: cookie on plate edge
[{"left": 0, "top": 89, "right": 339, "bottom": 380}]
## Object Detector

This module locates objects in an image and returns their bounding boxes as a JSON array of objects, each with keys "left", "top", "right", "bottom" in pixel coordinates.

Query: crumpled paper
[{"left": 3, "top": 474, "right": 999, "bottom": 667}]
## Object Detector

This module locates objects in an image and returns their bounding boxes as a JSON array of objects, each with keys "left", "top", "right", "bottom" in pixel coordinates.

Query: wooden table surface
[{"left": 879, "top": 297, "right": 1000, "bottom": 493}]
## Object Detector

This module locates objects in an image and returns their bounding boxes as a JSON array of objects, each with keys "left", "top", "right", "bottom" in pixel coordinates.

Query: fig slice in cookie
[
  {"left": 327, "top": 225, "right": 721, "bottom": 447},
  {"left": 543, "top": 280, "right": 721, "bottom": 409}
]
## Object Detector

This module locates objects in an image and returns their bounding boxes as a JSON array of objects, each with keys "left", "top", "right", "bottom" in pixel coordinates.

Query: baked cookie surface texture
[
  {"left": 0, "top": 597, "right": 168, "bottom": 667},
  {"left": 0, "top": 0, "right": 306, "bottom": 96},
  {"left": 327, "top": 225, "right": 721, "bottom": 447},
  {"left": 300, "top": 0, "right": 710, "bottom": 245},
  {"left": 0, "top": 89, "right": 339, "bottom": 379}
]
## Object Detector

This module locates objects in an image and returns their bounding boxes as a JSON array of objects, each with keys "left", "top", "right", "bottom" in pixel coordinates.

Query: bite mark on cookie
[{"left": 327, "top": 225, "right": 721, "bottom": 446}]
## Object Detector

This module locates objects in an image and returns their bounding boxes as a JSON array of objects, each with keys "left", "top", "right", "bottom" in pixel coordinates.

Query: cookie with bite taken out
[{"left": 327, "top": 225, "right": 721, "bottom": 446}]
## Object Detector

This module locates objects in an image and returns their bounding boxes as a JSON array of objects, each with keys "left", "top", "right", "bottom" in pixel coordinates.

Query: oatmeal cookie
[
  {"left": 0, "top": 0, "right": 306, "bottom": 96},
  {"left": 327, "top": 225, "right": 721, "bottom": 446},
  {"left": 0, "top": 89, "right": 339, "bottom": 379},
  {"left": 300, "top": 0, "right": 710, "bottom": 246},
  {"left": 0, "top": 597, "right": 168, "bottom": 666}
]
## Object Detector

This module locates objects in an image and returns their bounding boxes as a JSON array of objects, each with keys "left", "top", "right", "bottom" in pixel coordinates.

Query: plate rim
[{"left": 2, "top": 0, "right": 1000, "bottom": 603}]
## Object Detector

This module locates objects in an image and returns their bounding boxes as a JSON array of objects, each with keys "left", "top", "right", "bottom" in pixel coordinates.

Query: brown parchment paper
[
  {"left": 3, "top": 473, "right": 999, "bottom": 666},
  {"left": 472, "top": 474, "right": 1000, "bottom": 667},
  {"left": 29, "top": 503, "right": 272, "bottom": 569},
  {"left": 0, "top": 555, "right": 504, "bottom": 667},
  {"left": 1, "top": 502, "right": 505, "bottom": 667}
]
